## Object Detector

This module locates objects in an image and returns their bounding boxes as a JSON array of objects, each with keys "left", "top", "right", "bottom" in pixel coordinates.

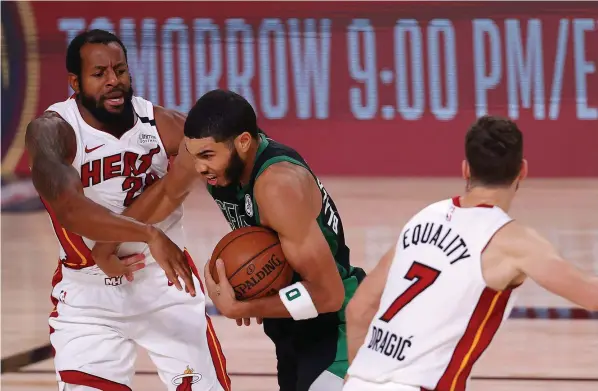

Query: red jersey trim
[{"left": 41, "top": 198, "right": 95, "bottom": 269}]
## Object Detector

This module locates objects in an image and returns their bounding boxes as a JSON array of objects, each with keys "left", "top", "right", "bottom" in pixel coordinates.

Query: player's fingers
[
  {"left": 120, "top": 253, "right": 146, "bottom": 266},
  {"left": 172, "top": 275, "right": 183, "bottom": 291},
  {"left": 98, "top": 255, "right": 126, "bottom": 278},
  {"left": 165, "top": 267, "right": 182, "bottom": 291},
  {"left": 244, "top": 318, "right": 250, "bottom": 326},
  {"left": 256, "top": 317, "right": 263, "bottom": 325},
  {"left": 126, "top": 262, "right": 145, "bottom": 275},
  {"left": 215, "top": 259, "right": 228, "bottom": 286},
  {"left": 175, "top": 262, "right": 196, "bottom": 297},
  {"left": 204, "top": 260, "right": 215, "bottom": 285},
  {"left": 236, "top": 318, "right": 243, "bottom": 327}
]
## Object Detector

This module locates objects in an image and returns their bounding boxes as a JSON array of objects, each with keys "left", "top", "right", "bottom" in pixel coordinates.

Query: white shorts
[
  {"left": 343, "top": 377, "right": 420, "bottom": 391},
  {"left": 49, "top": 256, "right": 230, "bottom": 391}
]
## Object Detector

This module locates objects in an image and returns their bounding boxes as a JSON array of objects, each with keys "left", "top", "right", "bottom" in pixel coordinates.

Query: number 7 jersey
[
  {"left": 43, "top": 96, "right": 185, "bottom": 273},
  {"left": 348, "top": 197, "right": 518, "bottom": 391}
]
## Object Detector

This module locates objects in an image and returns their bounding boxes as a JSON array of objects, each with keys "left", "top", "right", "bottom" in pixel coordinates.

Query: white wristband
[{"left": 279, "top": 282, "right": 319, "bottom": 320}]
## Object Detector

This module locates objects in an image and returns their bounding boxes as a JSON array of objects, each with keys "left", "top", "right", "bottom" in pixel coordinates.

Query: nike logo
[{"left": 85, "top": 144, "right": 104, "bottom": 153}]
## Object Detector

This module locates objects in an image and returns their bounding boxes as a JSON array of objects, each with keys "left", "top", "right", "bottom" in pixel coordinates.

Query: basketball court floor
[{"left": 2, "top": 178, "right": 597, "bottom": 390}]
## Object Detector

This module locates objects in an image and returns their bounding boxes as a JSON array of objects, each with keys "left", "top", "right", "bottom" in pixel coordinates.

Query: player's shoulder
[
  {"left": 130, "top": 95, "right": 181, "bottom": 124},
  {"left": 411, "top": 198, "right": 453, "bottom": 219},
  {"left": 130, "top": 98, "right": 186, "bottom": 155},
  {"left": 253, "top": 162, "right": 319, "bottom": 218},
  {"left": 27, "top": 110, "right": 72, "bottom": 134},
  {"left": 151, "top": 103, "right": 187, "bottom": 124},
  {"left": 130, "top": 95, "right": 155, "bottom": 119},
  {"left": 256, "top": 161, "right": 312, "bottom": 192},
  {"left": 45, "top": 95, "right": 77, "bottom": 116},
  {"left": 25, "top": 110, "right": 77, "bottom": 162},
  {"left": 28, "top": 96, "right": 78, "bottom": 143},
  {"left": 489, "top": 220, "right": 553, "bottom": 258}
]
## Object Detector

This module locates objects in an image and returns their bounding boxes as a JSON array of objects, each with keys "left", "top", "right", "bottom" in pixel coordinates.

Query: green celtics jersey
[
  {"left": 207, "top": 133, "right": 359, "bottom": 283},
  {"left": 207, "top": 133, "right": 365, "bottom": 379}
]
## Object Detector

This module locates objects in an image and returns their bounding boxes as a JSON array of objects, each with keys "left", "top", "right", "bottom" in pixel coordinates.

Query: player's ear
[
  {"left": 461, "top": 160, "right": 470, "bottom": 180},
  {"left": 235, "top": 132, "right": 253, "bottom": 153},
  {"left": 68, "top": 73, "right": 80, "bottom": 95},
  {"left": 519, "top": 159, "right": 528, "bottom": 181}
]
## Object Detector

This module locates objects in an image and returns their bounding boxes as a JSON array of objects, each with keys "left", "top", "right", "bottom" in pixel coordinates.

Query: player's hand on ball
[
  {"left": 204, "top": 258, "right": 239, "bottom": 318},
  {"left": 147, "top": 229, "right": 196, "bottom": 297}
]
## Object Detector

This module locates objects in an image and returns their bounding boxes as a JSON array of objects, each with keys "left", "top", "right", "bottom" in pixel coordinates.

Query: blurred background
[{"left": 1, "top": 1, "right": 597, "bottom": 390}]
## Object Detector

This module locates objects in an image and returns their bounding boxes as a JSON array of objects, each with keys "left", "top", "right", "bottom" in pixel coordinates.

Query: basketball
[{"left": 208, "top": 226, "right": 294, "bottom": 301}]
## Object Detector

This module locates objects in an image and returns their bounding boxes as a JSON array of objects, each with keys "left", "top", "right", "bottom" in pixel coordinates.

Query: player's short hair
[
  {"left": 184, "top": 89, "right": 258, "bottom": 142},
  {"left": 465, "top": 115, "right": 523, "bottom": 187},
  {"left": 66, "top": 29, "right": 128, "bottom": 77}
]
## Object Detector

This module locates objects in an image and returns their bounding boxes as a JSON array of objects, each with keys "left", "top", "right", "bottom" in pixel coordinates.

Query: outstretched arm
[
  {"left": 26, "top": 111, "right": 160, "bottom": 243},
  {"left": 205, "top": 162, "right": 346, "bottom": 319},
  {"left": 346, "top": 245, "right": 395, "bottom": 365},
  {"left": 505, "top": 223, "right": 598, "bottom": 311}
]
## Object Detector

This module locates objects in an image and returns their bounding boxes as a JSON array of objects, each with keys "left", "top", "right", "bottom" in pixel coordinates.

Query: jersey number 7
[{"left": 379, "top": 262, "right": 441, "bottom": 323}]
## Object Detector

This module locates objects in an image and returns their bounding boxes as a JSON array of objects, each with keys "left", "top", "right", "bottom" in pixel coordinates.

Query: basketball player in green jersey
[
  {"left": 190, "top": 89, "right": 366, "bottom": 391},
  {"left": 92, "top": 89, "right": 366, "bottom": 390}
]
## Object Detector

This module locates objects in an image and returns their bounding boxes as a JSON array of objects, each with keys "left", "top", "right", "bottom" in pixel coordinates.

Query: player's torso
[
  {"left": 208, "top": 133, "right": 352, "bottom": 277},
  {"left": 208, "top": 134, "right": 364, "bottom": 339},
  {"left": 44, "top": 96, "right": 184, "bottom": 274},
  {"left": 349, "top": 198, "right": 518, "bottom": 390}
]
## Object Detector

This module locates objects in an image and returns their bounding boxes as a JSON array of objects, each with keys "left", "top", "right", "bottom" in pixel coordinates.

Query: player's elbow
[
  {"left": 318, "top": 280, "right": 345, "bottom": 313},
  {"left": 53, "top": 202, "right": 82, "bottom": 233}
]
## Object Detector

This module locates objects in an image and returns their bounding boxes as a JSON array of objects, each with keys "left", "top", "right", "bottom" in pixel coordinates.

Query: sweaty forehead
[{"left": 80, "top": 42, "right": 126, "bottom": 69}]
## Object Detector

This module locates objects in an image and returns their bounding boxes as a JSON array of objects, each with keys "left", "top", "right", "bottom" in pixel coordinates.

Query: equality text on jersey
[{"left": 402, "top": 222, "right": 471, "bottom": 265}]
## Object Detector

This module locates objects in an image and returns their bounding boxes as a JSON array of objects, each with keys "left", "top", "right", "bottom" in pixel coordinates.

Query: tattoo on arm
[{"left": 25, "top": 112, "right": 80, "bottom": 202}]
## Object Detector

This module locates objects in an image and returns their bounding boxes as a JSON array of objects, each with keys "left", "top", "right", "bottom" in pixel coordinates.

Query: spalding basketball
[{"left": 209, "top": 226, "right": 293, "bottom": 301}]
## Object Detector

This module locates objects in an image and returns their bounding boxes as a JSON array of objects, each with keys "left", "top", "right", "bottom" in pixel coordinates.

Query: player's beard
[
  {"left": 224, "top": 147, "right": 246, "bottom": 186},
  {"left": 79, "top": 82, "right": 135, "bottom": 128}
]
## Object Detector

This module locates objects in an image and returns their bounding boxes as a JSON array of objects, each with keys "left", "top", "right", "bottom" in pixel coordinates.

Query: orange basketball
[{"left": 208, "top": 226, "right": 294, "bottom": 301}]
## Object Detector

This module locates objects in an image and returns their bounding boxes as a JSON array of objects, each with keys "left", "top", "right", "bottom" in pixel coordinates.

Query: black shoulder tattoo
[{"left": 25, "top": 112, "right": 80, "bottom": 201}]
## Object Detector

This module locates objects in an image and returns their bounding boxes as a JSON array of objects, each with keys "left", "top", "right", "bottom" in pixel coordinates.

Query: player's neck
[
  {"left": 239, "top": 140, "right": 260, "bottom": 186},
  {"left": 461, "top": 186, "right": 515, "bottom": 212}
]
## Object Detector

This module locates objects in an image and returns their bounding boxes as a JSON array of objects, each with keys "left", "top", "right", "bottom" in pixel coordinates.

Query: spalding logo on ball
[{"left": 209, "top": 226, "right": 293, "bottom": 301}]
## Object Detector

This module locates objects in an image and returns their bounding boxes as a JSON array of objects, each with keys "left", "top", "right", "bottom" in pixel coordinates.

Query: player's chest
[
  {"left": 76, "top": 127, "right": 166, "bottom": 189},
  {"left": 211, "top": 188, "right": 258, "bottom": 230}
]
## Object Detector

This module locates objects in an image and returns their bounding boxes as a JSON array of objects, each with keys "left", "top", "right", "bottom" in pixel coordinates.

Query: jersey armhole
[
  {"left": 254, "top": 156, "right": 306, "bottom": 179},
  {"left": 480, "top": 218, "right": 515, "bottom": 254},
  {"left": 478, "top": 218, "right": 517, "bottom": 288}
]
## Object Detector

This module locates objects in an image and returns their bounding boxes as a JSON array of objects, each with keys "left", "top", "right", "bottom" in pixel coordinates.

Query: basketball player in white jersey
[
  {"left": 342, "top": 116, "right": 598, "bottom": 391},
  {"left": 25, "top": 29, "right": 230, "bottom": 391}
]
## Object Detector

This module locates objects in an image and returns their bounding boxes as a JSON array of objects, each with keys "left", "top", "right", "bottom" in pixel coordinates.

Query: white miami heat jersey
[
  {"left": 44, "top": 96, "right": 185, "bottom": 274},
  {"left": 348, "top": 197, "right": 517, "bottom": 391}
]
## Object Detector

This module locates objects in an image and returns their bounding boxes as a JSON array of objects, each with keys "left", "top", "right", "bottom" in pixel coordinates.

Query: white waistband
[{"left": 60, "top": 263, "right": 154, "bottom": 286}]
